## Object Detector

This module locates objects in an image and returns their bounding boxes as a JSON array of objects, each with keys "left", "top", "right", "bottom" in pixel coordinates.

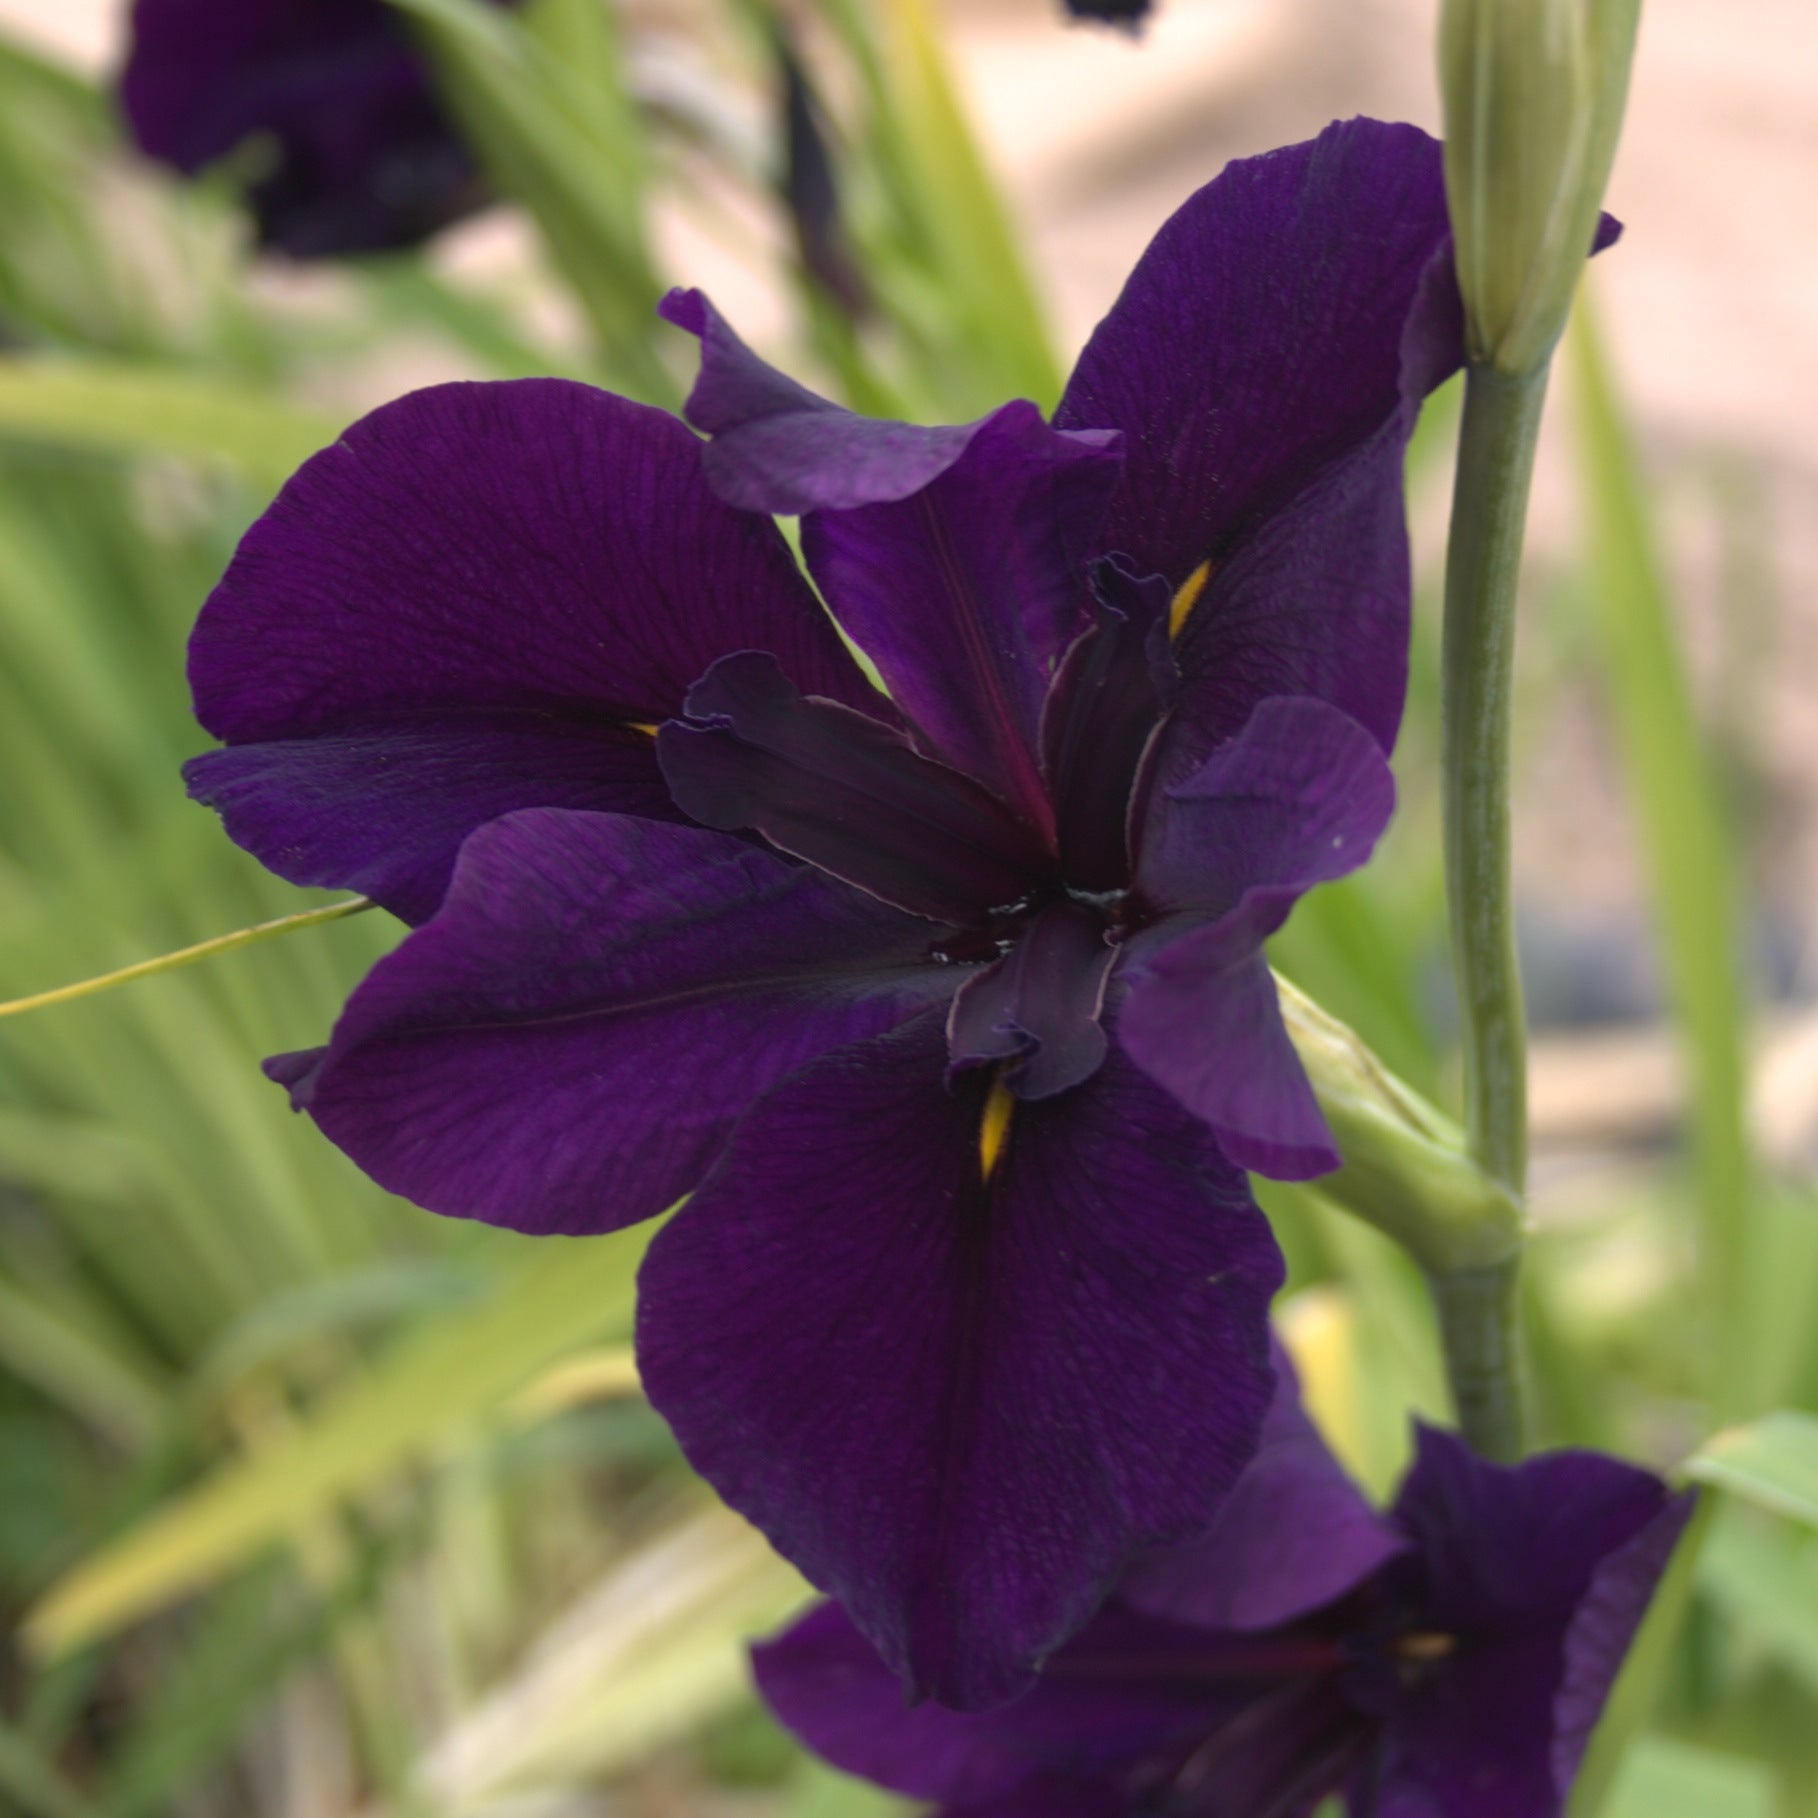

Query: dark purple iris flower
[
  {"left": 1064, "top": 0, "right": 1154, "bottom": 25},
  {"left": 184, "top": 119, "right": 1467, "bottom": 1707},
  {"left": 757, "top": 1351, "right": 1694, "bottom": 1817},
  {"left": 120, "top": 0, "right": 515, "bottom": 257}
]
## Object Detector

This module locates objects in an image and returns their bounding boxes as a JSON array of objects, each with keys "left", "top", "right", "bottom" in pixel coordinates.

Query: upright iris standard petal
[
  {"left": 638, "top": 1017, "right": 1281, "bottom": 1710},
  {"left": 755, "top": 1376, "right": 1692, "bottom": 1818},
  {"left": 800, "top": 407, "right": 1122, "bottom": 832},
  {"left": 121, "top": 0, "right": 510, "bottom": 258},
  {"left": 658, "top": 653, "right": 1049, "bottom": 925},
  {"left": 1056, "top": 117, "right": 1462, "bottom": 750},
  {"left": 1122, "top": 937, "right": 1337, "bottom": 1179},
  {"left": 189, "top": 380, "right": 876, "bottom": 921},
  {"left": 660, "top": 287, "right": 994, "bottom": 513},
  {"left": 664, "top": 289, "right": 1124, "bottom": 829},
  {"left": 1135, "top": 695, "right": 1397, "bottom": 918},
  {"left": 280, "top": 810, "right": 956, "bottom": 1236}
]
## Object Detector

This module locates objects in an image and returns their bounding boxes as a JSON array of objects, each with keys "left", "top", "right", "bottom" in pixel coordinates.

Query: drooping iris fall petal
[
  {"left": 188, "top": 380, "right": 874, "bottom": 922},
  {"left": 276, "top": 810, "right": 952, "bottom": 1236},
  {"left": 638, "top": 1018, "right": 1281, "bottom": 1708}
]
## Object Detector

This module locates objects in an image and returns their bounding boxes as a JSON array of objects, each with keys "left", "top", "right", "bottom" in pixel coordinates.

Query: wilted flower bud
[{"left": 1439, "top": 0, "right": 1639, "bottom": 374}]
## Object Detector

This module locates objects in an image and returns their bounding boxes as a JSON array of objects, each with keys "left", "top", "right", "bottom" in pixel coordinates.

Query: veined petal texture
[
  {"left": 279, "top": 810, "right": 955, "bottom": 1235},
  {"left": 639, "top": 1016, "right": 1280, "bottom": 1709},
  {"left": 1058, "top": 117, "right": 1462, "bottom": 751},
  {"left": 187, "top": 379, "right": 876, "bottom": 919}
]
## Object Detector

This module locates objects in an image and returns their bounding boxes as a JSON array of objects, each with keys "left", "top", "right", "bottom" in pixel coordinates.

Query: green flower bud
[
  {"left": 1274, "top": 973, "right": 1527, "bottom": 1274},
  {"left": 1439, "top": 0, "right": 1640, "bottom": 374}
]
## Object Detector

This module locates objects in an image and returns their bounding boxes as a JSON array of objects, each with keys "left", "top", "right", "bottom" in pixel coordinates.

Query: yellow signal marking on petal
[
  {"left": 626, "top": 721, "right": 660, "bottom": 737},
  {"left": 1169, "top": 559, "right": 1213, "bottom": 640},
  {"left": 978, "top": 1077, "right": 1016, "bottom": 1180},
  {"left": 1397, "top": 1632, "right": 1458, "bottom": 1663}
]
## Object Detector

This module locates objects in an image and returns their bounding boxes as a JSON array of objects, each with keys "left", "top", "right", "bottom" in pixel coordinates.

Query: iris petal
[
  {"left": 658, "top": 652, "right": 1050, "bottom": 925},
  {"left": 660, "top": 287, "right": 989, "bottom": 513},
  {"left": 755, "top": 1600, "right": 1231, "bottom": 1806},
  {"left": 1118, "top": 696, "right": 1395, "bottom": 1177},
  {"left": 188, "top": 379, "right": 873, "bottom": 919},
  {"left": 1040, "top": 559, "right": 1176, "bottom": 892},
  {"left": 1136, "top": 695, "right": 1396, "bottom": 919},
  {"left": 1376, "top": 1429, "right": 1694, "bottom": 1818},
  {"left": 638, "top": 1016, "right": 1280, "bottom": 1709},
  {"left": 186, "top": 716, "right": 675, "bottom": 928},
  {"left": 1118, "top": 939, "right": 1338, "bottom": 1179},
  {"left": 661, "top": 289, "right": 1123, "bottom": 827},
  {"left": 1120, "top": 1342, "right": 1406, "bottom": 1632},
  {"left": 282, "top": 809, "right": 954, "bottom": 1235},
  {"left": 799, "top": 406, "right": 1121, "bottom": 833},
  {"left": 1057, "top": 118, "right": 1463, "bottom": 752}
]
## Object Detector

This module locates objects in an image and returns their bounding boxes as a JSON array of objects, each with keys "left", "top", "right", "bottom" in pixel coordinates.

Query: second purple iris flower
[
  {"left": 184, "top": 118, "right": 1466, "bottom": 1708},
  {"left": 121, "top": 0, "right": 516, "bottom": 257}
]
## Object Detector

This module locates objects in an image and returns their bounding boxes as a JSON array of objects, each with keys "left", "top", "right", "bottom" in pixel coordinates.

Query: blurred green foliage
[{"left": 0, "top": 1, "right": 1812, "bottom": 1813}]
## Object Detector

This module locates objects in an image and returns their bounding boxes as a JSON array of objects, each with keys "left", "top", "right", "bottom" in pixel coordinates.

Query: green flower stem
[
  {"left": 1435, "top": 356, "right": 1552, "bottom": 1459},
  {"left": 1275, "top": 973, "right": 1526, "bottom": 1461},
  {"left": 0, "top": 898, "right": 374, "bottom": 1022},
  {"left": 1429, "top": 1258, "right": 1525, "bottom": 1464}
]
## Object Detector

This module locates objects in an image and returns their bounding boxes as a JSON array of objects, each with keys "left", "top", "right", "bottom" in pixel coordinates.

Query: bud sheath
[{"left": 1439, "top": 0, "right": 1640, "bottom": 373}]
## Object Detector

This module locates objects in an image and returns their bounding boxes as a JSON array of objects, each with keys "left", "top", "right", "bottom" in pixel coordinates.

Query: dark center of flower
[
  {"left": 1045, "top": 1596, "right": 1457, "bottom": 1818},
  {"left": 653, "top": 558, "right": 1183, "bottom": 1106}
]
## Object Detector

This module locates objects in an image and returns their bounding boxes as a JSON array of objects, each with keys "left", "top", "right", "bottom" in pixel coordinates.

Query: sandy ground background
[{"left": 3, "top": 0, "right": 1815, "bottom": 1019}]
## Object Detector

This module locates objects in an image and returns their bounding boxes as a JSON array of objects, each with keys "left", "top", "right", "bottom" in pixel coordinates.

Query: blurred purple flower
[
  {"left": 120, "top": 0, "right": 515, "bottom": 258},
  {"left": 1064, "top": 0, "right": 1154, "bottom": 25},
  {"left": 775, "top": 25, "right": 869, "bottom": 318},
  {"left": 757, "top": 1352, "right": 1694, "bottom": 1815},
  {"left": 185, "top": 119, "right": 1464, "bottom": 1705}
]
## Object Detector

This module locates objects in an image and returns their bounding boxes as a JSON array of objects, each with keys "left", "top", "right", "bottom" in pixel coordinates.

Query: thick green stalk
[
  {"left": 1436, "top": 358, "right": 1550, "bottom": 1459},
  {"left": 1429, "top": 1260, "right": 1524, "bottom": 1464}
]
